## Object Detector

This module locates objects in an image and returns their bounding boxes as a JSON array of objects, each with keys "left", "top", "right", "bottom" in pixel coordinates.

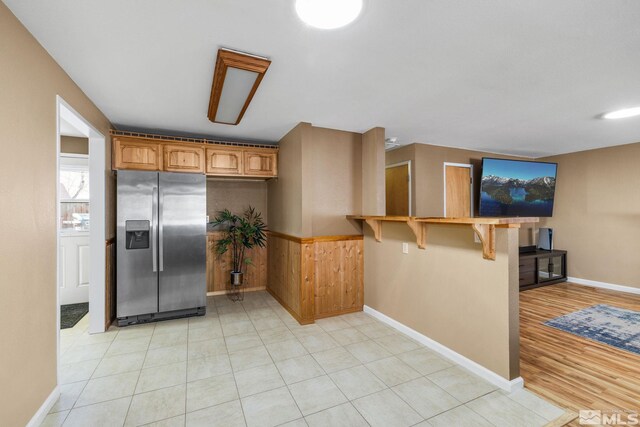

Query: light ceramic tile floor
[{"left": 42, "top": 292, "right": 567, "bottom": 426}]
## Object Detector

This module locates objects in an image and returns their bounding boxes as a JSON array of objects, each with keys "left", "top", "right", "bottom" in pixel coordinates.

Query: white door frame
[
  {"left": 56, "top": 96, "right": 106, "bottom": 355},
  {"left": 443, "top": 162, "right": 474, "bottom": 217},
  {"left": 385, "top": 161, "right": 412, "bottom": 216}
]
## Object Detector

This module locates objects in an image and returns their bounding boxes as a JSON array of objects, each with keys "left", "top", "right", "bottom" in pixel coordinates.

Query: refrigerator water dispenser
[{"left": 125, "top": 220, "right": 150, "bottom": 249}]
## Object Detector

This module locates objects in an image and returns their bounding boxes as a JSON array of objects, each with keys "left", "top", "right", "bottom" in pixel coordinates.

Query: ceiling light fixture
[
  {"left": 208, "top": 48, "right": 271, "bottom": 125},
  {"left": 295, "top": 0, "right": 363, "bottom": 29},
  {"left": 602, "top": 106, "right": 640, "bottom": 119},
  {"left": 385, "top": 137, "right": 400, "bottom": 150}
]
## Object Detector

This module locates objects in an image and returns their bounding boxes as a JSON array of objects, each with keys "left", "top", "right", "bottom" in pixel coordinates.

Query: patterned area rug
[
  {"left": 545, "top": 304, "right": 640, "bottom": 355},
  {"left": 61, "top": 303, "right": 89, "bottom": 329}
]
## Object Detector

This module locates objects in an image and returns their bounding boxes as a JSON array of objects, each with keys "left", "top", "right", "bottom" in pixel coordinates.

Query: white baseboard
[
  {"left": 26, "top": 386, "right": 60, "bottom": 427},
  {"left": 363, "top": 305, "right": 524, "bottom": 393},
  {"left": 568, "top": 277, "right": 640, "bottom": 296}
]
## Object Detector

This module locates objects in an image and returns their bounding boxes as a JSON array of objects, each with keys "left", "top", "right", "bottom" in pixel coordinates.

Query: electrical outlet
[
  {"left": 206, "top": 215, "right": 210, "bottom": 223},
  {"left": 473, "top": 232, "right": 481, "bottom": 244},
  {"left": 402, "top": 242, "right": 409, "bottom": 254}
]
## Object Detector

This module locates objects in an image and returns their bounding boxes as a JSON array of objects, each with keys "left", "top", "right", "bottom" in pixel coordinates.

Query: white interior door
[{"left": 59, "top": 234, "right": 90, "bottom": 305}]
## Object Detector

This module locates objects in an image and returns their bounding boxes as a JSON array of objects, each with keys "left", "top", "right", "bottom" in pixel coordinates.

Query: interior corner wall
[
  {"left": 267, "top": 122, "right": 311, "bottom": 237},
  {"left": 309, "top": 126, "right": 363, "bottom": 237},
  {"left": 539, "top": 142, "right": 640, "bottom": 289},
  {"left": 268, "top": 123, "right": 364, "bottom": 238},
  {"left": 364, "top": 223, "right": 520, "bottom": 381},
  {"left": 0, "top": 3, "right": 112, "bottom": 426}
]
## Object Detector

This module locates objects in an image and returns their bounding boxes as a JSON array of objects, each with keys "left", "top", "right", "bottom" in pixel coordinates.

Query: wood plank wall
[
  {"left": 267, "top": 235, "right": 305, "bottom": 321},
  {"left": 314, "top": 238, "right": 364, "bottom": 319},
  {"left": 207, "top": 231, "right": 268, "bottom": 294},
  {"left": 266, "top": 232, "right": 364, "bottom": 324}
]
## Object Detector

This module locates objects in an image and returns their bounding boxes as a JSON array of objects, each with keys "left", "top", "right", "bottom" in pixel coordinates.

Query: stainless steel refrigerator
[{"left": 117, "top": 171, "right": 206, "bottom": 326}]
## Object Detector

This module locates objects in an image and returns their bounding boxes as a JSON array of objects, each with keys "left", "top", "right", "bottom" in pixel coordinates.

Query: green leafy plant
[{"left": 211, "top": 207, "right": 267, "bottom": 273}]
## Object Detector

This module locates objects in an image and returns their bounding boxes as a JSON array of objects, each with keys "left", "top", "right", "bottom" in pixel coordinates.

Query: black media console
[{"left": 518, "top": 249, "right": 567, "bottom": 291}]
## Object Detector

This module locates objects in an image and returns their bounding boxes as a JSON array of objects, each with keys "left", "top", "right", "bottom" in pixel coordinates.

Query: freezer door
[
  {"left": 117, "top": 171, "right": 159, "bottom": 318},
  {"left": 158, "top": 172, "right": 206, "bottom": 312}
]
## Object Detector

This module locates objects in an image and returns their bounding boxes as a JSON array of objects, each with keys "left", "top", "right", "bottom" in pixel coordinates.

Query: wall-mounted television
[{"left": 479, "top": 158, "right": 557, "bottom": 217}]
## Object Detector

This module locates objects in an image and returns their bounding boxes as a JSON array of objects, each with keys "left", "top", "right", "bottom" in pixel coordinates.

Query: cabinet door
[
  {"left": 205, "top": 148, "right": 243, "bottom": 176},
  {"left": 538, "top": 255, "right": 564, "bottom": 282},
  {"left": 113, "top": 138, "right": 162, "bottom": 171},
  {"left": 163, "top": 144, "right": 205, "bottom": 173},
  {"left": 243, "top": 151, "right": 277, "bottom": 177}
]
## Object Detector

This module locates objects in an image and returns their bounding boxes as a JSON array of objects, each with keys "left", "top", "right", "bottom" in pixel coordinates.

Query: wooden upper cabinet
[
  {"left": 113, "top": 137, "right": 162, "bottom": 171},
  {"left": 163, "top": 144, "right": 205, "bottom": 173},
  {"left": 205, "top": 147, "right": 243, "bottom": 176},
  {"left": 111, "top": 133, "right": 277, "bottom": 178},
  {"left": 243, "top": 150, "right": 277, "bottom": 177}
]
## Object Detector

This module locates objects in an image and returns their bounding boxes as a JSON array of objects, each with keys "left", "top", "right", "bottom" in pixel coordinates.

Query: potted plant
[{"left": 211, "top": 206, "right": 267, "bottom": 287}]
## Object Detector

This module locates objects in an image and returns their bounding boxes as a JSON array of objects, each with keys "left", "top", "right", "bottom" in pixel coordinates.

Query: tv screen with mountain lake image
[{"left": 479, "top": 158, "right": 557, "bottom": 217}]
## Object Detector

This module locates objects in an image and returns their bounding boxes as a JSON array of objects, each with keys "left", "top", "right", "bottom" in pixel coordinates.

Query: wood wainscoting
[
  {"left": 267, "top": 232, "right": 364, "bottom": 324},
  {"left": 206, "top": 231, "right": 268, "bottom": 294},
  {"left": 105, "top": 238, "right": 116, "bottom": 330}
]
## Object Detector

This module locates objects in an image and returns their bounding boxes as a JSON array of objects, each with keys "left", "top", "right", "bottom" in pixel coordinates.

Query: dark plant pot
[{"left": 230, "top": 271, "right": 243, "bottom": 287}]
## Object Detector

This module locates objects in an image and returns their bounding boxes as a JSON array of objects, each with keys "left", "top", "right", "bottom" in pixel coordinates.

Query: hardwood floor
[{"left": 520, "top": 282, "right": 640, "bottom": 425}]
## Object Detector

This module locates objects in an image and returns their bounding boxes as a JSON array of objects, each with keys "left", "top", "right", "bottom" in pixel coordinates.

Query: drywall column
[{"left": 362, "top": 127, "right": 386, "bottom": 215}]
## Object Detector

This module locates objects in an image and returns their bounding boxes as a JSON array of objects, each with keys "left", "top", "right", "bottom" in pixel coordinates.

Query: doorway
[
  {"left": 385, "top": 161, "right": 411, "bottom": 216},
  {"left": 56, "top": 96, "right": 106, "bottom": 355},
  {"left": 443, "top": 163, "right": 473, "bottom": 217},
  {"left": 59, "top": 151, "right": 91, "bottom": 321}
]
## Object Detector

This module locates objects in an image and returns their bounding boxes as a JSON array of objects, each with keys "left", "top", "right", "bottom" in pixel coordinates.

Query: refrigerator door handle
[
  {"left": 159, "top": 188, "right": 164, "bottom": 272},
  {"left": 152, "top": 186, "right": 158, "bottom": 273}
]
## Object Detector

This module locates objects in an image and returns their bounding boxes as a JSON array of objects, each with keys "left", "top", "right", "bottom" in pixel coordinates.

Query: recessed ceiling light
[
  {"left": 602, "top": 107, "right": 640, "bottom": 119},
  {"left": 295, "top": 0, "right": 363, "bottom": 30}
]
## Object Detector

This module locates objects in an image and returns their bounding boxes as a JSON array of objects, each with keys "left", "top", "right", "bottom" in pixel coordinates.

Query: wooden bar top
[
  {"left": 347, "top": 215, "right": 539, "bottom": 260},
  {"left": 347, "top": 215, "right": 539, "bottom": 225}
]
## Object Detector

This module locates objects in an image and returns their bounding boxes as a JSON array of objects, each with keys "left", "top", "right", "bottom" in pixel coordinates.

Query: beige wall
[
  {"left": 267, "top": 123, "right": 310, "bottom": 236},
  {"left": 386, "top": 144, "right": 535, "bottom": 245},
  {"left": 540, "top": 142, "right": 640, "bottom": 289},
  {"left": 0, "top": 4, "right": 112, "bottom": 425},
  {"left": 364, "top": 223, "right": 520, "bottom": 380},
  {"left": 60, "top": 135, "right": 89, "bottom": 154},
  {"left": 268, "top": 123, "right": 363, "bottom": 237},
  {"left": 207, "top": 179, "right": 268, "bottom": 225},
  {"left": 412, "top": 144, "right": 524, "bottom": 217},
  {"left": 384, "top": 141, "right": 640, "bottom": 290},
  {"left": 310, "top": 126, "right": 363, "bottom": 236}
]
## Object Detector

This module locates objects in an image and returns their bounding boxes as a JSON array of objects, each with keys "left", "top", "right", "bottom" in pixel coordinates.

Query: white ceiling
[{"left": 5, "top": 0, "right": 640, "bottom": 157}]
